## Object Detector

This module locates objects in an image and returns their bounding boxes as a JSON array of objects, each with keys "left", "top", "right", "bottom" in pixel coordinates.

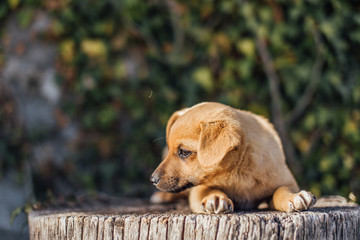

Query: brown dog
[{"left": 150, "top": 102, "right": 316, "bottom": 213}]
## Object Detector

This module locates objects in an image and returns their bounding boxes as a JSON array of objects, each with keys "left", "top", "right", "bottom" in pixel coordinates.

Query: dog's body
[{"left": 151, "top": 102, "right": 316, "bottom": 213}]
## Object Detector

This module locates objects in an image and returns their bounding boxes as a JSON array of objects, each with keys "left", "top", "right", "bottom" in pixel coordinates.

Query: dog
[{"left": 150, "top": 102, "right": 316, "bottom": 213}]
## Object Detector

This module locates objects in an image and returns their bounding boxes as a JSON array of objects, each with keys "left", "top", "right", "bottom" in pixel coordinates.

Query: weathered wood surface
[{"left": 28, "top": 196, "right": 359, "bottom": 240}]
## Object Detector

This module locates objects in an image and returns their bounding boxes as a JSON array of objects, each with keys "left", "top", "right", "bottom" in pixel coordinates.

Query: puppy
[{"left": 150, "top": 102, "right": 316, "bottom": 213}]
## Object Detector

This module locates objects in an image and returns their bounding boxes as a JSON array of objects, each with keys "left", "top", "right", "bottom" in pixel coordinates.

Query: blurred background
[{"left": 1, "top": 0, "right": 359, "bottom": 238}]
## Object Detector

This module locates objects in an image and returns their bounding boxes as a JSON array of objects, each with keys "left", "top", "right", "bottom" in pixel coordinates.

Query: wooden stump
[{"left": 28, "top": 196, "right": 359, "bottom": 240}]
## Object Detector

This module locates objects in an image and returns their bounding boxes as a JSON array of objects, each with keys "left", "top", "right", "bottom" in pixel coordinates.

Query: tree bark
[{"left": 28, "top": 196, "right": 359, "bottom": 240}]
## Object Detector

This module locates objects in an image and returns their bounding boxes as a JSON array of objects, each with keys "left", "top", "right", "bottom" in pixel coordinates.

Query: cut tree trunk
[{"left": 28, "top": 196, "right": 359, "bottom": 240}]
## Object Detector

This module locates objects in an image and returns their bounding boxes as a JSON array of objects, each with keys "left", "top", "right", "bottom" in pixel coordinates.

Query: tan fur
[{"left": 150, "top": 102, "right": 316, "bottom": 213}]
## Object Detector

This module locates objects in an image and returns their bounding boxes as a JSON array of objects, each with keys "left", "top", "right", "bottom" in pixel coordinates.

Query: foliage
[
  {"left": 0, "top": 83, "right": 29, "bottom": 180},
  {"left": 1, "top": 0, "right": 360, "bottom": 202}
]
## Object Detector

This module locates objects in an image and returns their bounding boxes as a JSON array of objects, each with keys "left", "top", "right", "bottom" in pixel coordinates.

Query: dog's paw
[
  {"left": 150, "top": 191, "right": 173, "bottom": 204},
  {"left": 201, "top": 194, "right": 234, "bottom": 214},
  {"left": 286, "top": 190, "right": 317, "bottom": 212}
]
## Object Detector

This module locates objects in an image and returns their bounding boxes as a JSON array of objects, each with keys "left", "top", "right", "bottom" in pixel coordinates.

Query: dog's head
[{"left": 150, "top": 102, "right": 243, "bottom": 193}]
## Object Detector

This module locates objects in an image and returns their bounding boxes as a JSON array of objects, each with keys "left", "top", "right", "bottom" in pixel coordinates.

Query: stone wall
[{"left": 0, "top": 11, "right": 77, "bottom": 238}]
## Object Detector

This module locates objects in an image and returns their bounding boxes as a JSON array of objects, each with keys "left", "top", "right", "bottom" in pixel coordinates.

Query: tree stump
[{"left": 28, "top": 196, "right": 359, "bottom": 239}]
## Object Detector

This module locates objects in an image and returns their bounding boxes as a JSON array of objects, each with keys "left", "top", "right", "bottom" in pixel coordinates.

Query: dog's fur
[{"left": 150, "top": 102, "right": 316, "bottom": 213}]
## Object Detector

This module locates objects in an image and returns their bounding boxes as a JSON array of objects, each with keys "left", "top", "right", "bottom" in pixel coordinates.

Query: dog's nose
[{"left": 150, "top": 173, "right": 160, "bottom": 185}]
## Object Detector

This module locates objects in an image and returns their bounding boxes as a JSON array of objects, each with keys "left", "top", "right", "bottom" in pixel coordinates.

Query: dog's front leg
[
  {"left": 189, "top": 185, "right": 234, "bottom": 214},
  {"left": 270, "top": 186, "right": 317, "bottom": 212},
  {"left": 150, "top": 191, "right": 188, "bottom": 204}
]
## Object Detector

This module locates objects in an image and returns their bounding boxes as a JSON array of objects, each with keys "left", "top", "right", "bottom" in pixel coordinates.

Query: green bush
[{"left": 1, "top": 0, "right": 359, "bottom": 202}]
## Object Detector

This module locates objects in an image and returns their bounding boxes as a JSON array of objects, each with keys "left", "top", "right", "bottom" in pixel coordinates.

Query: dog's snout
[{"left": 150, "top": 172, "right": 160, "bottom": 185}]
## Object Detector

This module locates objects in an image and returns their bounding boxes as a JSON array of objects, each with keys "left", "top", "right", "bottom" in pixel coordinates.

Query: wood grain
[{"left": 28, "top": 196, "right": 359, "bottom": 240}]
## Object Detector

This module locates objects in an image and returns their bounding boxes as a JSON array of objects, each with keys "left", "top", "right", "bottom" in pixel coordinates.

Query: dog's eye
[{"left": 178, "top": 148, "right": 192, "bottom": 159}]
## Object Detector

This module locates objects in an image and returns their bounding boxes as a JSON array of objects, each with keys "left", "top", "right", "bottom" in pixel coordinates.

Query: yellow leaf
[
  {"left": 236, "top": 38, "right": 255, "bottom": 57},
  {"left": 257, "top": 25, "right": 268, "bottom": 38},
  {"left": 321, "top": 22, "right": 335, "bottom": 39},
  {"left": 8, "top": 0, "right": 20, "bottom": 9},
  {"left": 193, "top": 67, "right": 214, "bottom": 92},
  {"left": 310, "top": 184, "right": 321, "bottom": 197},
  {"left": 344, "top": 155, "right": 354, "bottom": 170},
  {"left": 114, "top": 60, "right": 127, "bottom": 79},
  {"left": 319, "top": 157, "right": 333, "bottom": 172},
  {"left": 343, "top": 118, "right": 358, "bottom": 136},
  {"left": 208, "top": 43, "right": 218, "bottom": 58},
  {"left": 60, "top": 40, "right": 75, "bottom": 63},
  {"left": 214, "top": 33, "right": 231, "bottom": 53},
  {"left": 81, "top": 39, "right": 107, "bottom": 58},
  {"left": 297, "top": 138, "right": 310, "bottom": 153}
]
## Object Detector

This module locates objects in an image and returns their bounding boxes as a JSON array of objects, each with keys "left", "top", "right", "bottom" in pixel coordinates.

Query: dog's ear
[{"left": 198, "top": 120, "right": 242, "bottom": 168}]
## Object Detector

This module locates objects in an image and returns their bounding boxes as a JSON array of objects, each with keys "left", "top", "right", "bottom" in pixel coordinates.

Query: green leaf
[
  {"left": 16, "top": 8, "right": 35, "bottom": 28},
  {"left": 10, "top": 207, "right": 22, "bottom": 225},
  {"left": 98, "top": 106, "right": 117, "bottom": 128}
]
